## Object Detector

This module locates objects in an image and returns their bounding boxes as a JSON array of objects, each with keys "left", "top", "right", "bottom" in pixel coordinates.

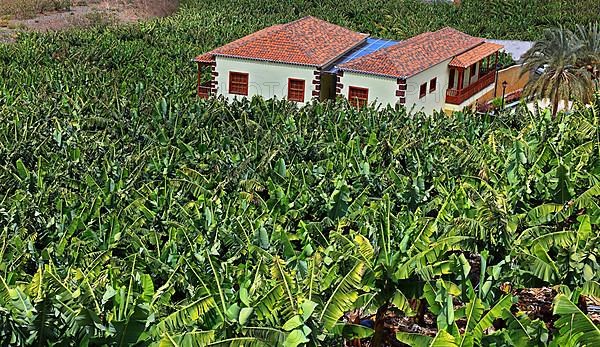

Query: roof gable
[
  {"left": 195, "top": 16, "right": 368, "bottom": 67},
  {"left": 337, "top": 27, "right": 485, "bottom": 78}
]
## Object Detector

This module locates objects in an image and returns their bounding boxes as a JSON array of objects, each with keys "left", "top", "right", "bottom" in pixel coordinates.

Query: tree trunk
[
  {"left": 551, "top": 84, "right": 560, "bottom": 119},
  {"left": 371, "top": 303, "right": 390, "bottom": 347}
]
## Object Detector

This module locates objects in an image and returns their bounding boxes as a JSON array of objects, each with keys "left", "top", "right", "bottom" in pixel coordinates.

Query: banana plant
[{"left": 551, "top": 294, "right": 600, "bottom": 346}]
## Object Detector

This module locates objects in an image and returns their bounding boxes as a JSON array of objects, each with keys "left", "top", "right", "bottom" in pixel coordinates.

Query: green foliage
[
  {"left": 1, "top": 0, "right": 600, "bottom": 345},
  {"left": 319, "top": 262, "right": 365, "bottom": 331},
  {"left": 521, "top": 24, "right": 597, "bottom": 118},
  {"left": 396, "top": 329, "right": 458, "bottom": 347},
  {"left": 553, "top": 294, "right": 600, "bottom": 346}
]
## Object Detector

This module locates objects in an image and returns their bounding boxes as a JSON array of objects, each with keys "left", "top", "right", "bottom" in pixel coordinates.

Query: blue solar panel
[{"left": 326, "top": 37, "right": 400, "bottom": 73}]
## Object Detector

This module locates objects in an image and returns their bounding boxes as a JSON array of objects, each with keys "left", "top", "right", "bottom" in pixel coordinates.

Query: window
[
  {"left": 419, "top": 83, "right": 427, "bottom": 99},
  {"left": 429, "top": 77, "right": 437, "bottom": 92},
  {"left": 287, "top": 78, "right": 305, "bottom": 102},
  {"left": 229, "top": 72, "right": 248, "bottom": 95},
  {"left": 470, "top": 64, "right": 477, "bottom": 77},
  {"left": 348, "top": 86, "right": 368, "bottom": 108}
]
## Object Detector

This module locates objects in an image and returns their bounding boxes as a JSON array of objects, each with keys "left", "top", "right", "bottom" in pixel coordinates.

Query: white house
[
  {"left": 195, "top": 18, "right": 503, "bottom": 113},
  {"left": 194, "top": 16, "right": 368, "bottom": 103},
  {"left": 335, "top": 27, "right": 503, "bottom": 114}
]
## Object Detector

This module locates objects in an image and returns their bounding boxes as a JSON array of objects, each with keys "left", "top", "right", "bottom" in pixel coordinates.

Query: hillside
[{"left": 0, "top": 0, "right": 178, "bottom": 42}]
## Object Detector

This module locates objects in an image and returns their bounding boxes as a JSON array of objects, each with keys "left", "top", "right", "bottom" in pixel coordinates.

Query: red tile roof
[
  {"left": 195, "top": 16, "right": 368, "bottom": 67},
  {"left": 449, "top": 42, "right": 503, "bottom": 68},
  {"left": 337, "top": 27, "right": 485, "bottom": 78}
]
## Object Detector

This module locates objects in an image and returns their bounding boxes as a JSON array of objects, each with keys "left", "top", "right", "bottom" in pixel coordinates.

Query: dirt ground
[{"left": 0, "top": 0, "right": 178, "bottom": 43}]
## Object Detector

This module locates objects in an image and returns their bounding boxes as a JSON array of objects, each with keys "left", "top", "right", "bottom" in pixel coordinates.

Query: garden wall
[{"left": 478, "top": 64, "right": 529, "bottom": 105}]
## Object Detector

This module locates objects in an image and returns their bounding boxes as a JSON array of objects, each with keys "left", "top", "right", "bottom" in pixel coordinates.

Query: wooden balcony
[{"left": 446, "top": 70, "right": 496, "bottom": 105}]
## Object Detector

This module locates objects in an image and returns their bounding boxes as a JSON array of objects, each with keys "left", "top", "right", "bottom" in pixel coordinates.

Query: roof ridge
[
  {"left": 285, "top": 15, "right": 317, "bottom": 26},
  {"left": 436, "top": 26, "right": 477, "bottom": 35},
  {"left": 285, "top": 16, "right": 364, "bottom": 62},
  {"left": 434, "top": 26, "right": 485, "bottom": 44},
  {"left": 431, "top": 27, "right": 486, "bottom": 59}
]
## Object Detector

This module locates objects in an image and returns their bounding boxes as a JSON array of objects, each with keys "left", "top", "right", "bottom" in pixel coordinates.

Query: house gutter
[
  {"left": 337, "top": 67, "right": 405, "bottom": 80},
  {"left": 212, "top": 53, "right": 321, "bottom": 68}
]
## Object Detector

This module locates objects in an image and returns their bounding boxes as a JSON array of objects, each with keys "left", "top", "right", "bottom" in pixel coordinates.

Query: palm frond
[
  {"left": 471, "top": 295, "right": 514, "bottom": 344},
  {"left": 553, "top": 294, "right": 600, "bottom": 346},
  {"left": 582, "top": 281, "right": 600, "bottom": 299},
  {"left": 152, "top": 295, "right": 218, "bottom": 336},
  {"left": 270, "top": 257, "right": 297, "bottom": 312},
  {"left": 395, "top": 236, "right": 471, "bottom": 280},
  {"left": 397, "top": 329, "right": 458, "bottom": 347},
  {"left": 319, "top": 261, "right": 365, "bottom": 331},
  {"left": 155, "top": 330, "right": 216, "bottom": 347},
  {"left": 207, "top": 337, "right": 277, "bottom": 347}
]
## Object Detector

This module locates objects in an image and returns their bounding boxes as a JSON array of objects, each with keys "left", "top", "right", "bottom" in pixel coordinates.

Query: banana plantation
[{"left": 1, "top": 0, "right": 599, "bottom": 346}]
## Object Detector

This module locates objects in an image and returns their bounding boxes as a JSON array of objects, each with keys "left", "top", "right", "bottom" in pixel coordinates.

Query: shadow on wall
[{"left": 478, "top": 64, "right": 529, "bottom": 105}]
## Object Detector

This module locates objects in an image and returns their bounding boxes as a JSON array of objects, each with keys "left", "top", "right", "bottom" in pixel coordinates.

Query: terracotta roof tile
[
  {"left": 449, "top": 42, "right": 504, "bottom": 68},
  {"left": 337, "top": 27, "right": 485, "bottom": 78},
  {"left": 194, "top": 24, "right": 284, "bottom": 63},
  {"left": 194, "top": 16, "right": 368, "bottom": 67}
]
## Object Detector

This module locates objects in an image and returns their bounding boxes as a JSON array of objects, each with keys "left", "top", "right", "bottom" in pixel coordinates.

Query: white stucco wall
[
  {"left": 214, "top": 56, "right": 316, "bottom": 103},
  {"left": 340, "top": 59, "right": 452, "bottom": 114},
  {"left": 404, "top": 59, "right": 451, "bottom": 114},
  {"left": 340, "top": 71, "right": 398, "bottom": 107}
]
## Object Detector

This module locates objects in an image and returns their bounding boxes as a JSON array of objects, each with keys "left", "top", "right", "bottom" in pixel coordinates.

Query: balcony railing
[
  {"left": 198, "top": 82, "right": 212, "bottom": 99},
  {"left": 446, "top": 71, "right": 496, "bottom": 105}
]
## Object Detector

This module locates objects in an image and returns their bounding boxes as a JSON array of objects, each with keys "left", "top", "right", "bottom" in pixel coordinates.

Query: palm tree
[
  {"left": 521, "top": 27, "right": 593, "bottom": 119},
  {"left": 575, "top": 22, "right": 600, "bottom": 82}
]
